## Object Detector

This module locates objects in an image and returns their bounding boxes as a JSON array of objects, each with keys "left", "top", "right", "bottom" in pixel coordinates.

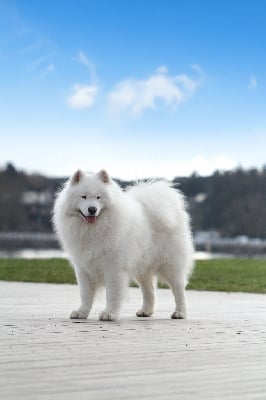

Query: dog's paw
[
  {"left": 99, "top": 311, "right": 117, "bottom": 321},
  {"left": 70, "top": 309, "right": 88, "bottom": 319},
  {"left": 171, "top": 311, "right": 186, "bottom": 319},
  {"left": 136, "top": 309, "right": 153, "bottom": 317}
]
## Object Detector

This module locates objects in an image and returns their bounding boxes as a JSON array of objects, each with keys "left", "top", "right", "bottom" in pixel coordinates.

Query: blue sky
[{"left": 1, "top": 0, "right": 266, "bottom": 179}]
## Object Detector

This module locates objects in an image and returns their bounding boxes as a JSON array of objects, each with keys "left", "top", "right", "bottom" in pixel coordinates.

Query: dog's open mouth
[{"left": 79, "top": 210, "right": 97, "bottom": 224}]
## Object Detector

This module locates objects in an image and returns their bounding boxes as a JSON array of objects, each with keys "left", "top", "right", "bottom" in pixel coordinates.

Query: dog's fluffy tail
[
  {"left": 127, "top": 180, "right": 194, "bottom": 281},
  {"left": 127, "top": 180, "right": 188, "bottom": 223}
]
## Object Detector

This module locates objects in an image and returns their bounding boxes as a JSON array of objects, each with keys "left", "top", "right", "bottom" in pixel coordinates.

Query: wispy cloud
[
  {"left": 18, "top": 41, "right": 43, "bottom": 55},
  {"left": 75, "top": 51, "right": 97, "bottom": 83},
  {"left": 28, "top": 55, "right": 50, "bottom": 71},
  {"left": 107, "top": 65, "right": 203, "bottom": 116},
  {"left": 46, "top": 63, "right": 55, "bottom": 74},
  {"left": 67, "top": 84, "right": 98, "bottom": 109},
  {"left": 20, "top": 38, "right": 56, "bottom": 77},
  {"left": 248, "top": 76, "right": 257, "bottom": 90},
  {"left": 40, "top": 63, "right": 55, "bottom": 78},
  {"left": 67, "top": 51, "right": 99, "bottom": 110}
]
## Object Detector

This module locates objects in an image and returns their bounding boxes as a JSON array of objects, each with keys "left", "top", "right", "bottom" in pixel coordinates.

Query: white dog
[{"left": 53, "top": 169, "right": 194, "bottom": 321}]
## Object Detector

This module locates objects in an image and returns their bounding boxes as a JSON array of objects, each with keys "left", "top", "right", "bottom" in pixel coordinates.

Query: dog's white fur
[{"left": 53, "top": 169, "right": 194, "bottom": 321}]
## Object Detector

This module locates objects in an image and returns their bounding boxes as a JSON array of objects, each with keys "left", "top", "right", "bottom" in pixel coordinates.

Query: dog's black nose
[{"left": 88, "top": 207, "right": 97, "bottom": 215}]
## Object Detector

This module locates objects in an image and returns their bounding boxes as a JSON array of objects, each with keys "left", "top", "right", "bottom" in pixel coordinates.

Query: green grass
[
  {"left": 0, "top": 258, "right": 266, "bottom": 294},
  {"left": 0, "top": 258, "right": 76, "bottom": 284},
  {"left": 187, "top": 258, "right": 266, "bottom": 294}
]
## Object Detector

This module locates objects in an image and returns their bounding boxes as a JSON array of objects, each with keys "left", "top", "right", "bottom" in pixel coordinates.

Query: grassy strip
[
  {"left": 0, "top": 258, "right": 76, "bottom": 284},
  {"left": 187, "top": 258, "right": 266, "bottom": 294},
  {"left": 0, "top": 258, "right": 266, "bottom": 293}
]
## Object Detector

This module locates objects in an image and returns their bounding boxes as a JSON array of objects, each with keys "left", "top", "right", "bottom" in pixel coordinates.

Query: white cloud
[
  {"left": 67, "top": 51, "right": 99, "bottom": 109},
  {"left": 248, "top": 76, "right": 257, "bottom": 90},
  {"left": 107, "top": 65, "right": 203, "bottom": 116},
  {"left": 67, "top": 84, "right": 98, "bottom": 109}
]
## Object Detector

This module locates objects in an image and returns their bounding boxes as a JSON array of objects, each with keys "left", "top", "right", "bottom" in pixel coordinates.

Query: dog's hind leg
[
  {"left": 136, "top": 272, "right": 156, "bottom": 317},
  {"left": 169, "top": 280, "right": 187, "bottom": 319},
  {"left": 159, "top": 265, "right": 187, "bottom": 319},
  {"left": 70, "top": 267, "right": 96, "bottom": 319}
]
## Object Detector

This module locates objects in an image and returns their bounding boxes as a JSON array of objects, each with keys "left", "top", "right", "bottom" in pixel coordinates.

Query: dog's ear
[
  {"left": 97, "top": 169, "right": 110, "bottom": 183},
  {"left": 71, "top": 170, "right": 83, "bottom": 184}
]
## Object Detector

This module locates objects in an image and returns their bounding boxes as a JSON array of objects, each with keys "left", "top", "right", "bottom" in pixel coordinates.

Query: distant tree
[
  {"left": 222, "top": 194, "right": 266, "bottom": 237},
  {"left": 0, "top": 164, "right": 266, "bottom": 236},
  {"left": 5, "top": 162, "right": 17, "bottom": 175}
]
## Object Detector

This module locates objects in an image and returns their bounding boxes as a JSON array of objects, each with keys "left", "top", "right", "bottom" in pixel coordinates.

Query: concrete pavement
[{"left": 0, "top": 281, "right": 266, "bottom": 399}]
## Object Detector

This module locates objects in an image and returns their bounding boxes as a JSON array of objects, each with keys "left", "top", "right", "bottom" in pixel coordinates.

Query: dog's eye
[
  {"left": 96, "top": 196, "right": 101, "bottom": 200},
  {"left": 81, "top": 195, "right": 87, "bottom": 199}
]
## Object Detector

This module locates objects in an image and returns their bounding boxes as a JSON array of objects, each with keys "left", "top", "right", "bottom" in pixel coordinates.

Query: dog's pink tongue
[{"left": 85, "top": 216, "right": 96, "bottom": 224}]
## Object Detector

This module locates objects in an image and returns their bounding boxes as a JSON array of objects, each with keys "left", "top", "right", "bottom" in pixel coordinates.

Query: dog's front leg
[
  {"left": 99, "top": 271, "right": 128, "bottom": 321},
  {"left": 70, "top": 267, "right": 96, "bottom": 319}
]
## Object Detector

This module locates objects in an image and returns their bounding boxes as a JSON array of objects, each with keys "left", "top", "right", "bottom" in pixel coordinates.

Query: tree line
[{"left": 1, "top": 163, "right": 266, "bottom": 237}]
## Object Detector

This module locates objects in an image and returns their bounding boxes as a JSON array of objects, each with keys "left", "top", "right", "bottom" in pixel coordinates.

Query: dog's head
[{"left": 67, "top": 169, "right": 112, "bottom": 224}]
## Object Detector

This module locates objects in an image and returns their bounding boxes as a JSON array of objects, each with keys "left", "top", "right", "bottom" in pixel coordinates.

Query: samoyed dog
[{"left": 53, "top": 169, "right": 194, "bottom": 321}]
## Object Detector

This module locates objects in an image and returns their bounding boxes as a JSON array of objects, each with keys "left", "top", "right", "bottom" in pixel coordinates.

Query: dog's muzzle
[{"left": 79, "top": 209, "right": 97, "bottom": 224}]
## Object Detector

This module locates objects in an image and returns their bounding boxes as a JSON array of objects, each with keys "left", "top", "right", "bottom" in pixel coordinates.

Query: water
[
  {"left": 0, "top": 249, "right": 67, "bottom": 259},
  {"left": 0, "top": 249, "right": 231, "bottom": 260},
  {"left": 194, "top": 251, "right": 233, "bottom": 260}
]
